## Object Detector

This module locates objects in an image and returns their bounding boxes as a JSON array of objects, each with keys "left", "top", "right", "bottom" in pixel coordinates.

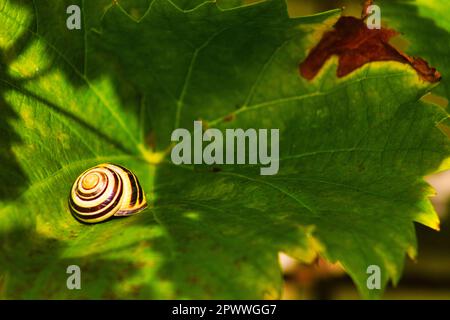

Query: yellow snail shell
[{"left": 69, "top": 163, "right": 147, "bottom": 224}]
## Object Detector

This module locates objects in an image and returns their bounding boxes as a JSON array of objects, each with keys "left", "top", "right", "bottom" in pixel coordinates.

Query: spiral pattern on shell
[{"left": 69, "top": 163, "right": 147, "bottom": 223}]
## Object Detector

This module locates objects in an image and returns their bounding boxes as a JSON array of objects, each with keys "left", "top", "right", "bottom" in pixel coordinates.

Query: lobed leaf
[{"left": 0, "top": 0, "right": 449, "bottom": 299}]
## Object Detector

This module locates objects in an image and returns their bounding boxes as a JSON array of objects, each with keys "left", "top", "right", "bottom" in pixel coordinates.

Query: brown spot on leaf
[
  {"left": 145, "top": 130, "right": 156, "bottom": 149},
  {"left": 188, "top": 276, "right": 199, "bottom": 284},
  {"left": 299, "top": 15, "right": 441, "bottom": 83},
  {"left": 223, "top": 113, "right": 235, "bottom": 122}
]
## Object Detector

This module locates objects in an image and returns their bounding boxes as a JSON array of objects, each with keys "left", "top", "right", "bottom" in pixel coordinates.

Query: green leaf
[
  {"left": 379, "top": 0, "right": 450, "bottom": 100},
  {"left": 1, "top": 0, "right": 449, "bottom": 299}
]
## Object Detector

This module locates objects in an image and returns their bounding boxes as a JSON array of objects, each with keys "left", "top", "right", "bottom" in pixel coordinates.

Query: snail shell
[{"left": 69, "top": 163, "right": 147, "bottom": 224}]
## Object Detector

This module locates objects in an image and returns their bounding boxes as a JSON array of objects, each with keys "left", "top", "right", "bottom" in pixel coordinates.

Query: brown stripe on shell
[{"left": 70, "top": 168, "right": 121, "bottom": 214}]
